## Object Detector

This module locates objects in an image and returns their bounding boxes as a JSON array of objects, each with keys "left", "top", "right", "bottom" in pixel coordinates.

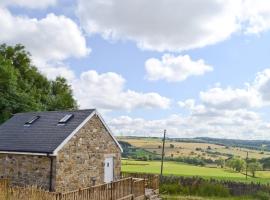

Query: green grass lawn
[{"left": 122, "top": 160, "right": 270, "bottom": 184}]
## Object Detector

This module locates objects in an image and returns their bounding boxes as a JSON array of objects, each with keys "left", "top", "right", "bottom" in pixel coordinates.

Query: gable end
[{"left": 53, "top": 110, "right": 122, "bottom": 155}]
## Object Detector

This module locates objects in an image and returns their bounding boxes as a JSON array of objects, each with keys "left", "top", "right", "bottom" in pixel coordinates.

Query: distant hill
[
  {"left": 118, "top": 136, "right": 270, "bottom": 171},
  {"left": 118, "top": 136, "right": 270, "bottom": 152},
  {"left": 195, "top": 137, "right": 270, "bottom": 151}
]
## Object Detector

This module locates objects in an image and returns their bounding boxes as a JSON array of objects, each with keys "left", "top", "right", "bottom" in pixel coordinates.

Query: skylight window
[
  {"left": 58, "top": 114, "right": 73, "bottom": 125},
  {"left": 24, "top": 116, "right": 40, "bottom": 126}
]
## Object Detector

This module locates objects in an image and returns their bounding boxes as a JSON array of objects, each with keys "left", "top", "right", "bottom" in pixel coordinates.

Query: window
[
  {"left": 58, "top": 114, "right": 73, "bottom": 125},
  {"left": 24, "top": 116, "right": 40, "bottom": 126}
]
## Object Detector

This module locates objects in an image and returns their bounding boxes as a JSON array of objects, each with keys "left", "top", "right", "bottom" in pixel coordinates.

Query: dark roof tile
[{"left": 0, "top": 109, "right": 95, "bottom": 154}]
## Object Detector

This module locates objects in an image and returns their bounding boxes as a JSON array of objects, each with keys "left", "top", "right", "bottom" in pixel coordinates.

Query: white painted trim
[
  {"left": 96, "top": 111, "right": 123, "bottom": 152},
  {"left": 52, "top": 111, "right": 96, "bottom": 155},
  {"left": 0, "top": 151, "right": 52, "bottom": 156}
]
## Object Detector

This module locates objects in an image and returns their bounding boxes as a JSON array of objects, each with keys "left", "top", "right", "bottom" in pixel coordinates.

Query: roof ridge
[{"left": 14, "top": 109, "right": 96, "bottom": 115}]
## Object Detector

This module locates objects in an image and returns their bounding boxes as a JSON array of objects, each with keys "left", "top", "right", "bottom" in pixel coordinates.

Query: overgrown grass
[
  {"left": 161, "top": 195, "right": 254, "bottom": 200},
  {"left": 160, "top": 183, "right": 230, "bottom": 197},
  {"left": 160, "top": 183, "right": 270, "bottom": 200}
]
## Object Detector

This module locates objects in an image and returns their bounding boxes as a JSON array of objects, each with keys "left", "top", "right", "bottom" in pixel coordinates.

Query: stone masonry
[
  {"left": 0, "top": 114, "right": 121, "bottom": 192},
  {"left": 56, "top": 115, "right": 121, "bottom": 192},
  {"left": 0, "top": 154, "right": 56, "bottom": 190}
]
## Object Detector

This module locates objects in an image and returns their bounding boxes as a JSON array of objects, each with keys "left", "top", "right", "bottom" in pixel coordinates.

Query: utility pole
[
  {"left": 246, "top": 151, "right": 249, "bottom": 180},
  {"left": 160, "top": 129, "right": 166, "bottom": 181}
]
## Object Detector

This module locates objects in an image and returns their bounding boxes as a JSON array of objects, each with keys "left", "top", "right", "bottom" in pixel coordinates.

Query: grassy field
[
  {"left": 122, "top": 160, "right": 270, "bottom": 184},
  {"left": 119, "top": 137, "right": 270, "bottom": 160}
]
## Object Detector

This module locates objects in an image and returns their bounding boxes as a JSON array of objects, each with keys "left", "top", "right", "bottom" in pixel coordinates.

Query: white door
[{"left": 104, "top": 157, "right": 114, "bottom": 183}]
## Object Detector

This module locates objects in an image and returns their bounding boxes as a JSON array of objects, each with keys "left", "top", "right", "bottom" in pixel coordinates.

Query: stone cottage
[{"left": 0, "top": 109, "right": 122, "bottom": 192}]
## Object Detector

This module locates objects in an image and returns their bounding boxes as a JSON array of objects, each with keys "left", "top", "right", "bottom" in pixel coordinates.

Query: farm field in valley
[
  {"left": 121, "top": 160, "right": 270, "bottom": 184},
  {"left": 119, "top": 137, "right": 270, "bottom": 160}
]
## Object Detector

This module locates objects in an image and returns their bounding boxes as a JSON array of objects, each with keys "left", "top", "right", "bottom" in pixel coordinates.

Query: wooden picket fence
[
  {"left": 121, "top": 172, "right": 159, "bottom": 190},
  {"left": 0, "top": 179, "right": 56, "bottom": 200},
  {"left": 0, "top": 177, "right": 145, "bottom": 200},
  {"left": 57, "top": 177, "right": 145, "bottom": 200}
]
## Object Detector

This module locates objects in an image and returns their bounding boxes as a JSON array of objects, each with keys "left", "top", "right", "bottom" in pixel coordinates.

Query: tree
[
  {"left": 226, "top": 158, "right": 245, "bottom": 172},
  {"left": 248, "top": 161, "right": 262, "bottom": 177},
  {"left": 0, "top": 44, "right": 77, "bottom": 123},
  {"left": 49, "top": 77, "right": 77, "bottom": 110},
  {"left": 260, "top": 157, "right": 270, "bottom": 170},
  {"left": 216, "top": 158, "right": 225, "bottom": 168}
]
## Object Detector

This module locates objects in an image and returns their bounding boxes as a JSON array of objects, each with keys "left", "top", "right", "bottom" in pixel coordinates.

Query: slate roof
[{"left": 0, "top": 109, "right": 95, "bottom": 154}]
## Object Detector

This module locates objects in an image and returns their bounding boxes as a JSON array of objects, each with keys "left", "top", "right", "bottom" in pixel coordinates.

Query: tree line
[
  {"left": 0, "top": 44, "right": 77, "bottom": 123},
  {"left": 222, "top": 157, "right": 262, "bottom": 178}
]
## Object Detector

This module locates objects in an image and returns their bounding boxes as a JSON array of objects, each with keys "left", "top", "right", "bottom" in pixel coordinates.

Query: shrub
[
  {"left": 141, "top": 156, "right": 148, "bottom": 161},
  {"left": 160, "top": 184, "right": 182, "bottom": 195},
  {"left": 253, "top": 191, "right": 270, "bottom": 200},
  {"left": 160, "top": 182, "right": 230, "bottom": 197},
  {"left": 196, "top": 183, "right": 230, "bottom": 197}
]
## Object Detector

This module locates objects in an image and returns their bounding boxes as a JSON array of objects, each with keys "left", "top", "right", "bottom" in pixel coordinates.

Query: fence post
[
  {"left": 56, "top": 192, "right": 62, "bottom": 200},
  {"left": 131, "top": 178, "right": 133, "bottom": 194},
  {"left": 111, "top": 181, "right": 113, "bottom": 200}
]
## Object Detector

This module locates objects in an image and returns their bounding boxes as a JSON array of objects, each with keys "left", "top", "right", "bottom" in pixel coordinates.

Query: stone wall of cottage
[
  {"left": 56, "top": 115, "right": 121, "bottom": 192},
  {"left": 0, "top": 154, "right": 56, "bottom": 190}
]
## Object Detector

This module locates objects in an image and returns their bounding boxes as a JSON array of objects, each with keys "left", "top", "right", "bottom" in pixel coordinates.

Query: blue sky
[{"left": 2, "top": 0, "right": 270, "bottom": 139}]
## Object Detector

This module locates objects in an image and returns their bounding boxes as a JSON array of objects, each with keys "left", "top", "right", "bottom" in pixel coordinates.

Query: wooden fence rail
[
  {"left": 0, "top": 177, "right": 145, "bottom": 200},
  {"left": 121, "top": 172, "right": 159, "bottom": 190},
  {"left": 0, "top": 183, "right": 57, "bottom": 200},
  {"left": 132, "top": 178, "right": 145, "bottom": 199}
]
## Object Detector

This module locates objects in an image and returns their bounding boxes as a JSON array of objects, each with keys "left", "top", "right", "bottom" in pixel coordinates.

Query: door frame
[{"left": 104, "top": 156, "right": 114, "bottom": 183}]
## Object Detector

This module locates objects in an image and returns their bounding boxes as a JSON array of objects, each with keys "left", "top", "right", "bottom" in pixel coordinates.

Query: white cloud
[
  {"left": 0, "top": 0, "right": 56, "bottom": 9},
  {"left": 0, "top": 8, "right": 90, "bottom": 62},
  {"left": 241, "top": 0, "right": 270, "bottom": 34},
  {"left": 0, "top": 7, "right": 90, "bottom": 81},
  {"left": 145, "top": 54, "right": 212, "bottom": 82},
  {"left": 254, "top": 69, "right": 270, "bottom": 103},
  {"left": 77, "top": 0, "right": 270, "bottom": 52},
  {"left": 77, "top": 0, "right": 240, "bottom": 51},
  {"left": 166, "top": 67, "right": 270, "bottom": 139},
  {"left": 72, "top": 70, "right": 171, "bottom": 111},
  {"left": 200, "top": 87, "right": 260, "bottom": 110},
  {"left": 109, "top": 107, "right": 269, "bottom": 139},
  {"left": 195, "top": 68, "right": 270, "bottom": 111},
  {"left": 109, "top": 115, "right": 185, "bottom": 137},
  {"left": 33, "top": 58, "right": 75, "bottom": 81},
  {"left": 0, "top": 6, "right": 171, "bottom": 111}
]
